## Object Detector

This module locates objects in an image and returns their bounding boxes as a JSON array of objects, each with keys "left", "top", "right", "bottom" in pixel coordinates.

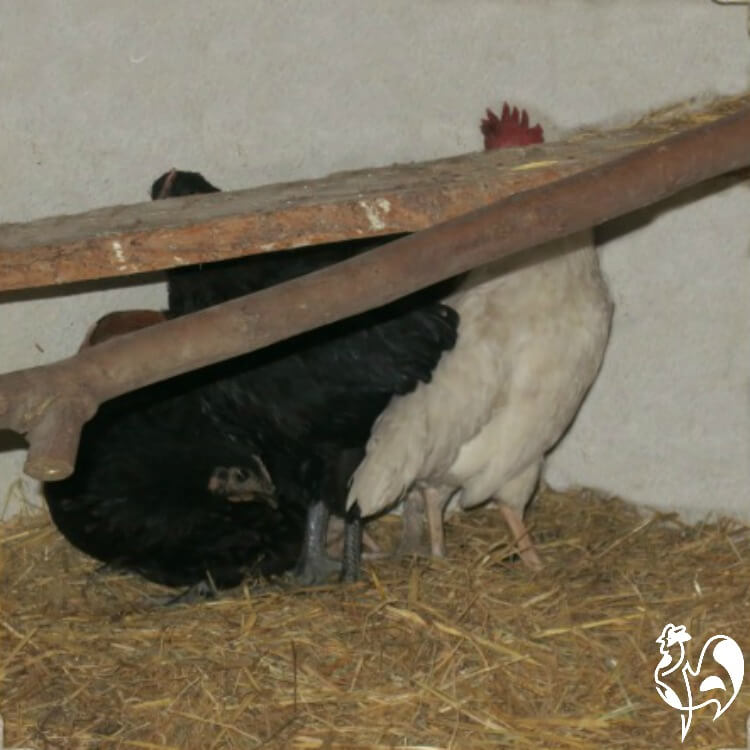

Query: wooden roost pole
[{"left": 0, "top": 99, "right": 749, "bottom": 480}]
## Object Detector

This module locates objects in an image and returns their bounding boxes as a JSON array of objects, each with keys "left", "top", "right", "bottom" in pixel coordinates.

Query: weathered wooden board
[{"left": 1, "top": 93, "right": 748, "bottom": 293}]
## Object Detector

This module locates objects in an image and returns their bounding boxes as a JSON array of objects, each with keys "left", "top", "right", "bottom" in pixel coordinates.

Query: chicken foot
[
  {"left": 498, "top": 504, "right": 543, "bottom": 571},
  {"left": 395, "top": 486, "right": 453, "bottom": 558},
  {"left": 293, "top": 500, "right": 342, "bottom": 585}
]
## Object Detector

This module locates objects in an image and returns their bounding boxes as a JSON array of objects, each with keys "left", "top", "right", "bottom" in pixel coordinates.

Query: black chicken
[
  {"left": 45, "top": 170, "right": 459, "bottom": 593},
  {"left": 152, "top": 169, "right": 460, "bottom": 584},
  {"left": 44, "top": 353, "right": 307, "bottom": 592}
]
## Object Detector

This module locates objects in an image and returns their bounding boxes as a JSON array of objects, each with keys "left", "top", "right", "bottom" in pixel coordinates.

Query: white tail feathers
[{"left": 346, "top": 389, "right": 430, "bottom": 516}]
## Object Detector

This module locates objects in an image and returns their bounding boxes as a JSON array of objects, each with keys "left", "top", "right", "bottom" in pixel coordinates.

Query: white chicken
[{"left": 347, "top": 103, "right": 614, "bottom": 568}]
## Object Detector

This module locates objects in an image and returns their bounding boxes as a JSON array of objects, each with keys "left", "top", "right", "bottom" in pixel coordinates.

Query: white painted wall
[{"left": 0, "top": 0, "right": 748, "bottom": 520}]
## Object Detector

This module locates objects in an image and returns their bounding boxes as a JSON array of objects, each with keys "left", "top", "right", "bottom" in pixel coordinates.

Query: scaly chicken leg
[
  {"left": 498, "top": 504, "right": 542, "bottom": 571},
  {"left": 294, "top": 500, "right": 342, "bottom": 584},
  {"left": 493, "top": 461, "right": 543, "bottom": 570},
  {"left": 396, "top": 489, "right": 428, "bottom": 556},
  {"left": 396, "top": 486, "right": 454, "bottom": 558},
  {"left": 425, "top": 486, "right": 450, "bottom": 557}
]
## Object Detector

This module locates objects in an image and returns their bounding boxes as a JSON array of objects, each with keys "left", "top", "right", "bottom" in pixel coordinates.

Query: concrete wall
[{"left": 1, "top": 0, "right": 748, "bottom": 520}]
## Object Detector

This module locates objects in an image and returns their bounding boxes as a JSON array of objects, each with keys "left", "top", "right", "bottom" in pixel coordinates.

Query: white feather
[{"left": 347, "top": 228, "right": 612, "bottom": 521}]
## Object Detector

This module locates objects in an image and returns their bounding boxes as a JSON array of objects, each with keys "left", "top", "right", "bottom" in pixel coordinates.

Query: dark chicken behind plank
[
  {"left": 154, "top": 169, "right": 460, "bottom": 584},
  {"left": 44, "top": 358, "right": 306, "bottom": 590}
]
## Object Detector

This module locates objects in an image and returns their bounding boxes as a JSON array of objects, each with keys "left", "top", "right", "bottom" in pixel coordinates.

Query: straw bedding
[
  {"left": 1, "top": 486, "right": 749, "bottom": 749},
  {"left": 3, "top": 92, "right": 750, "bottom": 749}
]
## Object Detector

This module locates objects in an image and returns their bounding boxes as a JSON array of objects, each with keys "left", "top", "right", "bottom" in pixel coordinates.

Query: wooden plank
[{"left": 1, "top": 93, "right": 748, "bottom": 293}]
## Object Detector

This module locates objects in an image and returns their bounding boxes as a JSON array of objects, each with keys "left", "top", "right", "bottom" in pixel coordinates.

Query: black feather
[{"left": 44, "top": 374, "right": 306, "bottom": 589}]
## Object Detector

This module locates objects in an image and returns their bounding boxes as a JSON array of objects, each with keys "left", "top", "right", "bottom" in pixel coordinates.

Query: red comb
[{"left": 481, "top": 102, "right": 544, "bottom": 151}]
